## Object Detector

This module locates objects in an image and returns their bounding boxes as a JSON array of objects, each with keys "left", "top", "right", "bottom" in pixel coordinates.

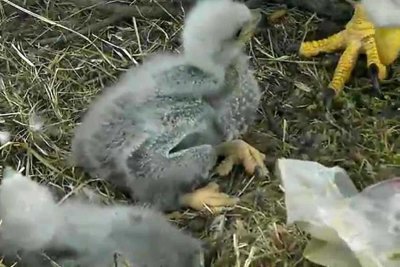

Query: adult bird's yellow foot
[
  {"left": 180, "top": 182, "right": 239, "bottom": 213},
  {"left": 214, "top": 139, "right": 268, "bottom": 177},
  {"left": 299, "top": 2, "right": 400, "bottom": 106}
]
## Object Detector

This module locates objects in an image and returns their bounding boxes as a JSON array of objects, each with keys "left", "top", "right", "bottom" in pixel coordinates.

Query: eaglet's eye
[{"left": 234, "top": 28, "right": 242, "bottom": 39}]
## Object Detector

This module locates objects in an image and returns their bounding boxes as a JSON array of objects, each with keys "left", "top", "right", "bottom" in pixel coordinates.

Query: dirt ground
[{"left": 0, "top": 0, "right": 399, "bottom": 266}]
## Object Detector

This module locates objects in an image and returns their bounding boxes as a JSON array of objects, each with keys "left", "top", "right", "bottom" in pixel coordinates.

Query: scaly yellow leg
[
  {"left": 328, "top": 40, "right": 361, "bottom": 95},
  {"left": 299, "top": 31, "right": 346, "bottom": 57},
  {"left": 363, "top": 35, "right": 387, "bottom": 80},
  {"left": 180, "top": 182, "right": 239, "bottom": 213}
]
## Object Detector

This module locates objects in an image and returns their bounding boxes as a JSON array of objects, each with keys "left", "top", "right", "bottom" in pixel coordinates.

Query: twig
[
  {"left": 1, "top": 0, "right": 116, "bottom": 67},
  {"left": 69, "top": 0, "right": 193, "bottom": 20},
  {"left": 1, "top": 0, "right": 93, "bottom": 41},
  {"left": 4, "top": 0, "right": 194, "bottom": 45},
  {"left": 53, "top": 0, "right": 194, "bottom": 45},
  {"left": 38, "top": 13, "right": 122, "bottom": 45}
]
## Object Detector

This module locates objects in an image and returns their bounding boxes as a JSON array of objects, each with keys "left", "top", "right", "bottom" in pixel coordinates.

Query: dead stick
[
  {"left": 69, "top": 0, "right": 193, "bottom": 19},
  {"left": 38, "top": 13, "right": 122, "bottom": 45},
  {"left": 37, "top": 0, "right": 194, "bottom": 45}
]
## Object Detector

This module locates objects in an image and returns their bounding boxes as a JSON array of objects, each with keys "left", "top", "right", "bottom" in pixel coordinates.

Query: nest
[{"left": 0, "top": 0, "right": 399, "bottom": 265}]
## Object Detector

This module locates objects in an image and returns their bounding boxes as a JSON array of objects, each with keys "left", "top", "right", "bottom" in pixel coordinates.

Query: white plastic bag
[{"left": 276, "top": 158, "right": 400, "bottom": 267}]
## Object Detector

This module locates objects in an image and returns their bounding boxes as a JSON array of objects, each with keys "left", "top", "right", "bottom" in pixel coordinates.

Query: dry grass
[{"left": 0, "top": 0, "right": 399, "bottom": 266}]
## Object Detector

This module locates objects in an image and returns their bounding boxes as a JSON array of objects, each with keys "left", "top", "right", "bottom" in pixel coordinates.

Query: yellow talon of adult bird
[{"left": 299, "top": 2, "right": 400, "bottom": 106}]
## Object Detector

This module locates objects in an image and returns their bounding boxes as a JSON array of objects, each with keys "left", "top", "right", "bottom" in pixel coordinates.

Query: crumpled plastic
[{"left": 275, "top": 158, "right": 400, "bottom": 267}]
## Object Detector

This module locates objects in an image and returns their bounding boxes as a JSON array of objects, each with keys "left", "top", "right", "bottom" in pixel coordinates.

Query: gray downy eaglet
[{"left": 71, "top": 0, "right": 269, "bottom": 213}]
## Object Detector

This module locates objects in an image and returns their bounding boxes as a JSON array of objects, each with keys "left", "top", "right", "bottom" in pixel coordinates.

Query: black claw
[
  {"left": 322, "top": 87, "right": 336, "bottom": 109},
  {"left": 387, "top": 65, "right": 394, "bottom": 79},
  {"left": 286, "top": 41, "right": 301, "bottom": 54},
  {"left": 368, "top": 63, "right": 384, "bottom": 99},
  {"left": 257, "top": 13, "right": 270, "bottom": 28},
  {"left": 202, "top": 239, "right": 222, "bottom": 267},
  {"left": 254, "top": 166, "right": 263, "bottom": 178}
]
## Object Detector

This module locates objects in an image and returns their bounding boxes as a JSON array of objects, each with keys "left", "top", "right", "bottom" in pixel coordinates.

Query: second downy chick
[{"left": 0, "top": 167, "right": 205, "bottom": 267}]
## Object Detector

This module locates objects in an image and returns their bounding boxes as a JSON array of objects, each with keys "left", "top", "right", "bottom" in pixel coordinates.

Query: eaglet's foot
[
  {"left": 180, "top": 182, "right": 239, "bottom": 213},
  {"left": 215, "top": 139, "right": 268, "bottom": 177}
]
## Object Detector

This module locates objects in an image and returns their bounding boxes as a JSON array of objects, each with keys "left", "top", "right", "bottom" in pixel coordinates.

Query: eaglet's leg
[{"left": 214, "top": 139, "right": 268, "bottom": 177}]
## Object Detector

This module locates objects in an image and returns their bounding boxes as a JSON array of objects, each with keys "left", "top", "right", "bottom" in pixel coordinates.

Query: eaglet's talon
[
  {"left": 180, "top": 182, "right": 239, "bottom": 213},
  {"left": 214, "top": 139, "right": 268, "bottom": 177},
  {"left": 299, "top": 3, "right": 400, "bottom": 102}
]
